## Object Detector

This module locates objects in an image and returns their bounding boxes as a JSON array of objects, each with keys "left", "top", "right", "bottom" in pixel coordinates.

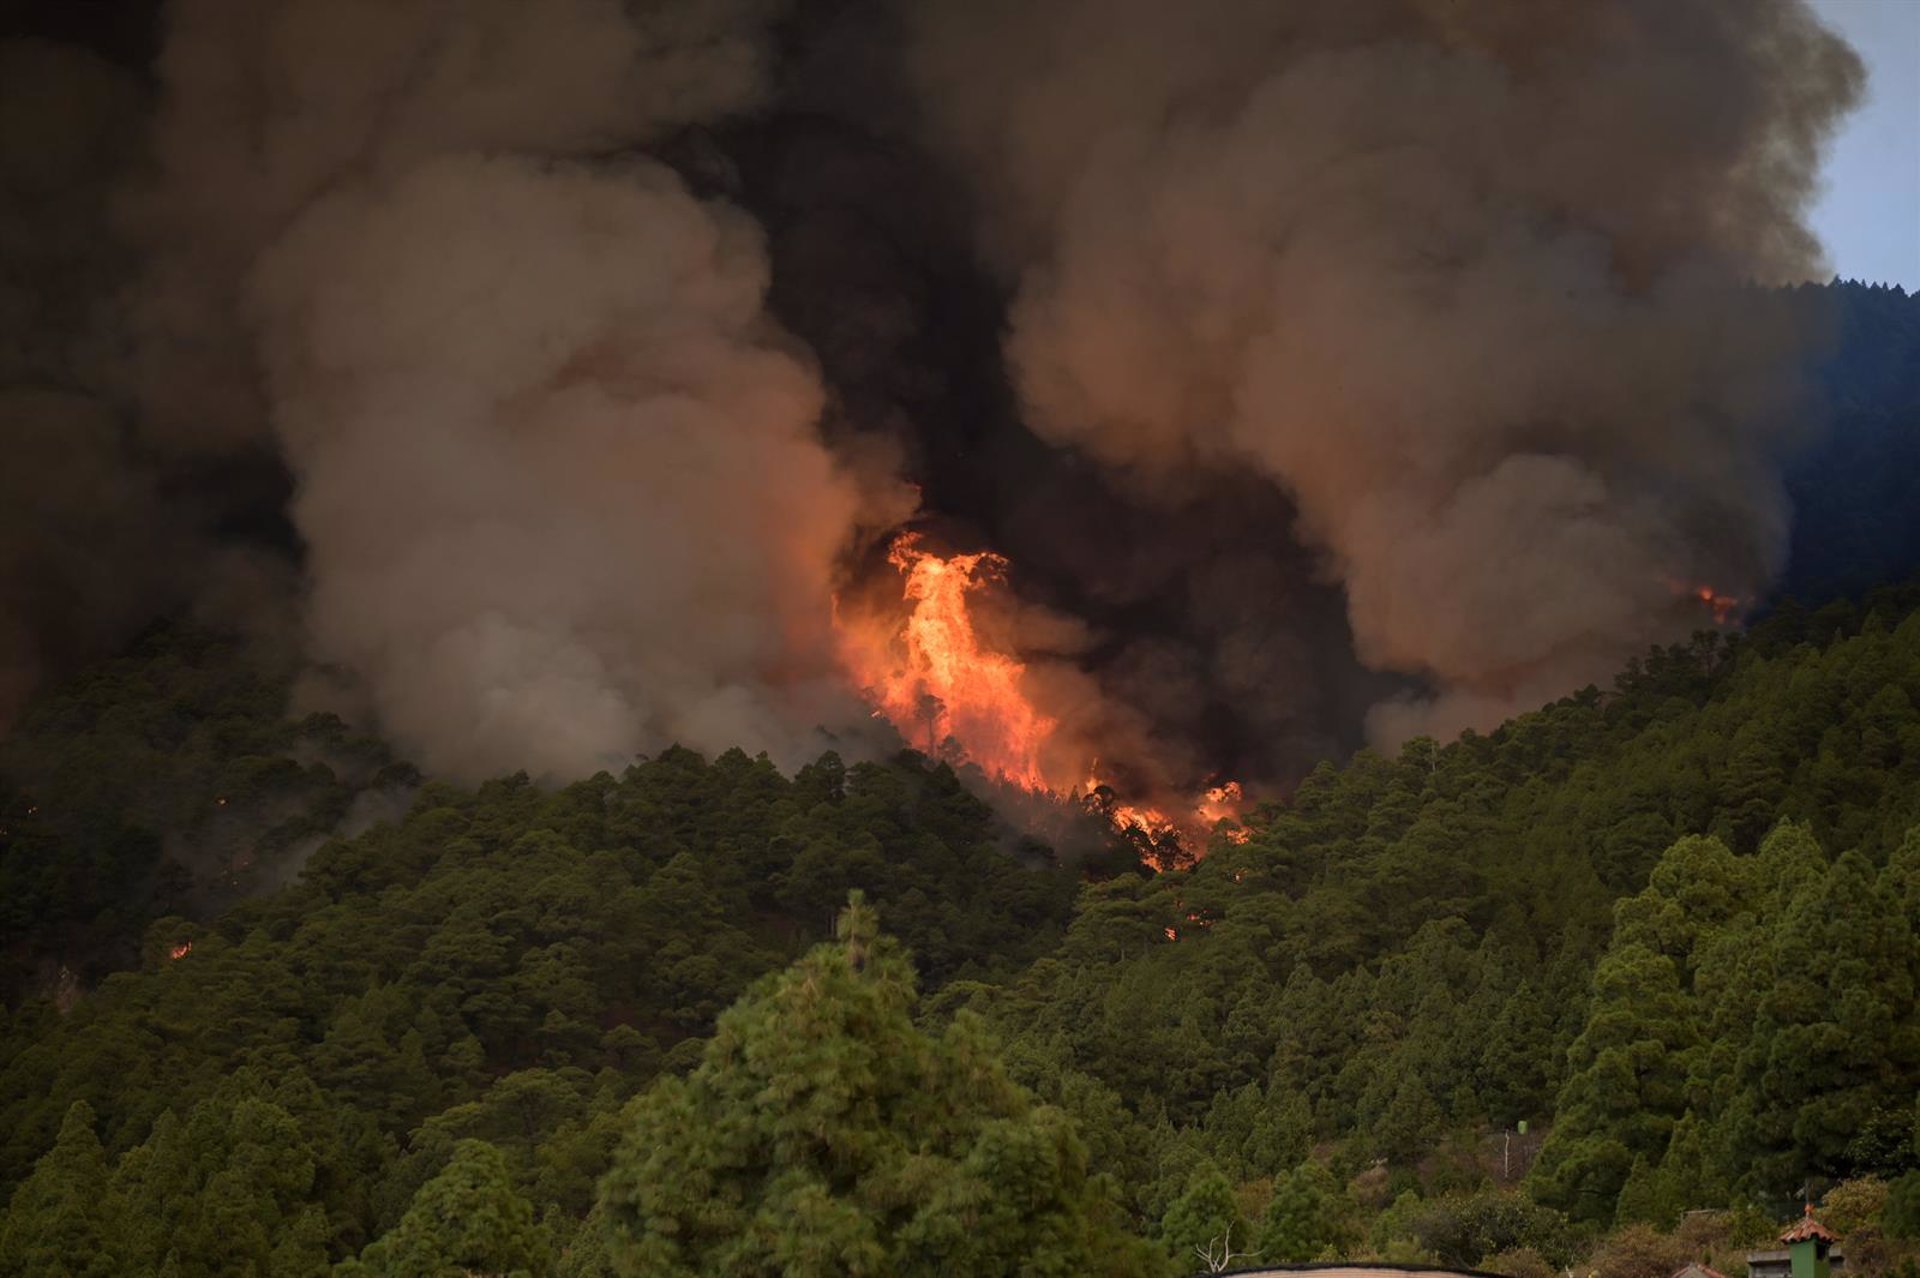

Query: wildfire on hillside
[
  {"left": 843, "top": 534, "right": 1056, "bottom": 790},
  {"left": 836, "top": 532, "right": 1245, "bottom": 864}
]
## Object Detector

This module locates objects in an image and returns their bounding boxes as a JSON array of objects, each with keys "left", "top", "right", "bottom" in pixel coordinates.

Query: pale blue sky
[{"left": 1809, "top": 0, "right": 1919, "bottom": 288}]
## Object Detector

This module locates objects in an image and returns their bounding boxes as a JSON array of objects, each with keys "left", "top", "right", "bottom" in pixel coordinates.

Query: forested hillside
[{"left": 5, "top": 585, "right": 1920, "bottom": 1275}]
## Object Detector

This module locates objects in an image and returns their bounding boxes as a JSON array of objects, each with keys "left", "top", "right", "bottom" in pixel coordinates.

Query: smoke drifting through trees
[{"left": 0, "top": 0, "right": 1872, "bottom": 799}]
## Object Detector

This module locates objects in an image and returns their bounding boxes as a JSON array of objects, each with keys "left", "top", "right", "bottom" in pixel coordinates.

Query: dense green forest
[{"left": 6, "top": 583, "right": 1920, "bottom": 1275}]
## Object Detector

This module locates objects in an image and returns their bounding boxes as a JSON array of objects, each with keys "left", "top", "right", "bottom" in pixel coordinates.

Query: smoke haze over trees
[{"left": 0, "top": 0, "right": 1911, "bottom": 802}]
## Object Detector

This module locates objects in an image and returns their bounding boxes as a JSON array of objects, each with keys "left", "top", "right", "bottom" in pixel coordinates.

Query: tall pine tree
[{"left": 593, "top": 894, "right": 1157, "bottom": 1277}]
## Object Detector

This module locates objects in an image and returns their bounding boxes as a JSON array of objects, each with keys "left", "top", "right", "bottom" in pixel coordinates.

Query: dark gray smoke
[
  {"left": 721, "top": 2, "right": 1399, "bottom": 798},
  {"left": 0, "top": 29, "right": 300, "bottom": 731},
  {"left": 0, "top": 0, "right": 1871, "bottom": 804},
  {"left": 0, "top": 39, "right": 173, "bottom": 725},
  {"left": 116, "top": 0, "right": 906, "bottom": 779},
  {"left": 908, "top": 0, "right": 1862, "bottom": 743}
]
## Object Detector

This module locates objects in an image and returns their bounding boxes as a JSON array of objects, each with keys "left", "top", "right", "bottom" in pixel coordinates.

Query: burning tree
[{"left": 836, "top": 531, "right": 1243, "bottom": 863}]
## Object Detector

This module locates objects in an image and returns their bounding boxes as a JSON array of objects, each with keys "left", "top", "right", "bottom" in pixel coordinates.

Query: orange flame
[
  {"left": 169, "top": 942, "right": 192, "bottom": 960},
  {"left": 1693, "top": 585, "right": 1739, "bottom": 625},
  {"left": 837, "top": 532, "right": 1249, "bottom": 860},
  {"left": 1082, "top": 763, "right": 1179, "bottom": 840},
  {"left": 1669, "top": 579, "right": 1741, "bottom": 625},
  {"left": 1109, "top": 801, "right": 1175, "bottom": 839},
  {"left": 843, "top": 533, "right": 1056, "bottom": 790},
  {"left": 1197, "top": 782, "right": 1243, "bottom": 825}
]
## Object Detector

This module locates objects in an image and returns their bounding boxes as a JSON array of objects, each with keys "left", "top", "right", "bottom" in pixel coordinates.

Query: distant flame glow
[
  {"left": 169, "top": 942, "right": 192, "bottom": 960},
  {"left": 1669, "top": 579, "right": 1742, "bottom": 625},
  {"left": 1694, "top": 585, "right": 1739, "bottom": 625}
]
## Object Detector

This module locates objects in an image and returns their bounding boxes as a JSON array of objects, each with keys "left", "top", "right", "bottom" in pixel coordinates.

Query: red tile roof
[{"left": 1780, "top": 1207, "right": 1838, "bottom": 1245}]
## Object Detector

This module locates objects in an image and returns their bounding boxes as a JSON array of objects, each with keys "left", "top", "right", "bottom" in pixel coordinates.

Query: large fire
[
  {"left": 837, "top": 532, "right": 1242, "bottom": 859},
  {"left": 853, "top": 535, "right": 1056, "bottom": 790}
]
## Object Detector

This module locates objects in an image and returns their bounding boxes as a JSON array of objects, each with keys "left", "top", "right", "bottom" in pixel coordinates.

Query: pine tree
[
  {"left": 358, "top": 1139, "right": 550, "bottom": 1278},
  {"left": 1884, "top": 828, "right": 1920, "bottom": 929},
  {"left": 1257, "top": 1159, "right": 1347, "bottom": 1261},
  {"left": 1479, "top": 981, "right": 1556, "bottom": 1129},
  {"left": 1532, "top": 939, "right": 1699, "bottom": 1222},
  {"left": 1654, "top": 1110, "right": 1728, "bottom": 1217},
  {"left": 0, "top": 1101, "right": 122, "bottom": 1278},
  {"left": 1613, "top": 1154, "right": 1670, "bottom": 1229},
  {"left": 193, "top": 1095, "right": 331, "bottom": 1277},
  {"left": 1375, "top": 1072, "right": 1446, "bottom": 1165},
  {"left": 1715, "top": 724, "right": 1787, "bottom": 853},
  {"left": 1160, "top": 1166, "right": 1247, "bottom": 1267},
  {"left": 72, "top": 1075, "right": 338, "bottom": 1278},
  {"left": 1246, "top": 1090, "right": 1314, "bottom": 1178},
  {"left": 594, "top": 893, "right": 1157, "bottom": 1277},
  {"left": 110, "top": 1108, "right": 193, "bottom": 1268},
  {"left": 1732, "top": 848, "right": 1920, "bottom": 1190}
]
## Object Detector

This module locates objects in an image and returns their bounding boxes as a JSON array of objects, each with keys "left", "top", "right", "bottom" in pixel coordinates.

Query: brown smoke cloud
[
  {"left": 909, "top": 0, "right": 1864, "bottom": 743},
  {"left": 0, "top": 0, "right": 1873, "bottom": 802},
  {"left": 125, "top": 0, "right": 884, "bottom": 778}
]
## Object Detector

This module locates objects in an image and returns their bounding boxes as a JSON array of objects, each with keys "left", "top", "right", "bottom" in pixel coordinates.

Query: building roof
[{"left": 1781, "top": 1206, "right": 1839, "bottom": 1245}]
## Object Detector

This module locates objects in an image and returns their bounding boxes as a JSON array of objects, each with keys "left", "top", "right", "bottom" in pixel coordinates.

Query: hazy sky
[{"left": 1810, "top": 0, "right": 1920, "bottom": 288}]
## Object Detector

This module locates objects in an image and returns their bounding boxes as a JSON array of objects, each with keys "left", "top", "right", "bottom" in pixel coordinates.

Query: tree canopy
[{"left": 5, "top": 581, "right": 1920, "bottom": 1271}]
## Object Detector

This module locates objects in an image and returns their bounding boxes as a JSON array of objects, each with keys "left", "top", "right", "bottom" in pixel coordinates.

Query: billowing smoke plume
[
  {"left": 908, "top": 0, "right": 1863, "bottom": 742},
  {"left": 0, "top": 0, "right": 1877, "bottom": 811},
  {"left": 125, "top": 0, "right": 887, "bottom": 777}
]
